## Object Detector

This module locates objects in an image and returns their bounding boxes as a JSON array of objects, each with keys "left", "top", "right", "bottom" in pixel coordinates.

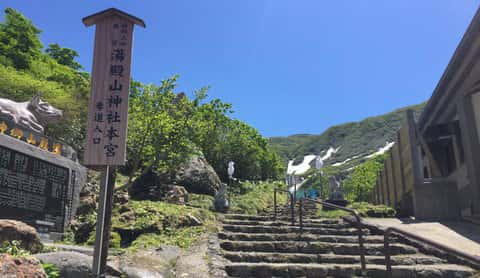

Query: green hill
[{"left": 269, "top": 103, "right": 425, "bottom": 167}]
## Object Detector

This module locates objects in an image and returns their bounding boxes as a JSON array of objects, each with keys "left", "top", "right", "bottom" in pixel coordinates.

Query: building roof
[{"left": 82, "top": 8, "right": 145, "bottom": 28}]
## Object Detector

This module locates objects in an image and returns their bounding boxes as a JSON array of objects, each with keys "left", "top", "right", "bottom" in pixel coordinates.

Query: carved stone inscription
[{"left": 0, "top": 145, "right": 69, "bottom": 232}]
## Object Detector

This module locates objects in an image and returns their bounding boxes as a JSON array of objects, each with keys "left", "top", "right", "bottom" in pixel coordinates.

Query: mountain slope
[{"left": 269, "top": 103, "right": 425, "bottom": 166}]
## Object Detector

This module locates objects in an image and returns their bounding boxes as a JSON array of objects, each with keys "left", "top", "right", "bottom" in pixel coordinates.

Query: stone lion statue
[{"left": 0, "top": 95, "right": 63, "bottom": 133}]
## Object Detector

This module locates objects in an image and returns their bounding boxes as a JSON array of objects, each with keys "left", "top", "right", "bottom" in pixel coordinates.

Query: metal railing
[
  {"left": 300, "top": 197, "right": 367, "bottom": 275},
  {"left": 384, "top": 227, "right": 480, "bottom": 277},
  {"left": 273, "top": 189, "right": 295, "bottom": 225}
]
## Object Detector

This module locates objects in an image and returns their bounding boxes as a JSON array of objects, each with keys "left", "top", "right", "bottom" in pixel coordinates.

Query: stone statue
[
  {"left": 323, "top": 175, "right": 348, "bottom": 209},
  {"left": 214, "top": 183, "right": 229, "bottom": 212},
  {"left": 0, "top": 95, "right": 63, "bottom": 133},
  {"left": 227, "top": 161, "right": 235, "bottom": 179},
  {"left": 328, "top": 176, "right": 345, "bottom": 201}
]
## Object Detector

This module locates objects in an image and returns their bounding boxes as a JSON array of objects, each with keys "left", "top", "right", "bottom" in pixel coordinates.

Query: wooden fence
[{"left": 373, "top": 110, "right": 422, "bottom": 215}]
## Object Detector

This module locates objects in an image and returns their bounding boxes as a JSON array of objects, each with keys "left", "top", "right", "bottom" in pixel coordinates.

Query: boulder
[
  {"left": 114, "top": 190, "right": 130, "bottom": 205},
  {"left": 35, "top": 251, "right": 121, "bottom": 278},
  {"left": 108, "top": 246, "right": 180, "bottom": 278},
  {"left": 175, "top": 156, "right": 221, "bottom": 196},
  {"left": 76, "top": 171, "right": 100, "bottom": 216},
  {"left": 128, "top": 168, "right": 171, "bottom": 201},
  {"left": 0, "top": 254, "right": 46, "bottom": 278},
  {"left": 71, "top": 220, "right": 95, "bottom": 244},
  {"left": 165, "top": 185, "right": 188, "bottom": 204},
  {"left": 0, "top": 220, "right": 42, "bottom": 253}
]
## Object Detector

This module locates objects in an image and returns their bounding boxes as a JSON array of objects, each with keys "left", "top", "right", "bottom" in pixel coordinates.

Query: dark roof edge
[
  {"left": 417, "top": 7, "right": 480, "bottom": 129},
  {"left": 82, "top": 8, "right": 145, "bottom": 28}
]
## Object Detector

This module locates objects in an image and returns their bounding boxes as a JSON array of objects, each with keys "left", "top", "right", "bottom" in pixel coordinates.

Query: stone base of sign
[{"left": 0, "top": 133, "right": 87, "bottom": 234}]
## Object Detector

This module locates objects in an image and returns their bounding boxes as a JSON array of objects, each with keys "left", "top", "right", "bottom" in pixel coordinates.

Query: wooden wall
[{"left": 373, "top": 110, "right": 420, "bottom": 215}]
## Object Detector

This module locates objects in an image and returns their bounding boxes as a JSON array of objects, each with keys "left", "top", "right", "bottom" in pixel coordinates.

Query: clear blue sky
[{"left": 1, "top": 1, "right": 479, "bottom": 137}]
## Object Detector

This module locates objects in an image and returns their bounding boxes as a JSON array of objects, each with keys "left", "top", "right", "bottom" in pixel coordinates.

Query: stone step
[
  {"left": 218, "top": 232, "right": 385, "bottom": 243},
  {"left": 220, "top": 241, "right": 417, "bottom": 256},
  {"left": 223, "top": 251, "right": 445, "bottom": 265},
  {"left": 221, "top": 219, "right": 352, "bottom": 229},
  {"left": 225, "top": 262, "right": 475, "bottom": 278},
  {"left": 222, "top": 224, "right": 369, "bottom": 235},
  {"left": 224, "top": 214, "right": 341, "bottom": 225},
  {"left": 224, "top": 214, "right": 272, "bottom": 221}
]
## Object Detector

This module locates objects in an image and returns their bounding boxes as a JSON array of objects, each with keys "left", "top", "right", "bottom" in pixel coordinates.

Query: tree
[
  {"left": 45, "top": 43, "right": 82, "bottom": 70},
  {"left": 343, "top": 154, "right": 386, "bottom": 202},
  {"left": 0, "top": 8, "right": 42, "bottom": 69}
]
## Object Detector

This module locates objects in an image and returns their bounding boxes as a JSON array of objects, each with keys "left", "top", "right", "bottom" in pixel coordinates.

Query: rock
[
  {"left": 175, "top": 235, "right": 210, "bottom": 278},
  {"left": 0, "top": 220, "right": 42, "bottom": 253},
  {"left": 165, "top": 185, "right": 189, "bottom": 205},
  {"left": 128, "top": 168, "right": 171, "bottom": 201},
  {"left": 72, "top": 220, "right": 95, "bottom": 244},
  {"left": 187, "top": 213, "right": 203, "bottom": 226},
  {"left": 114, "top": 190, "right": 129, "bottom": 205},
  {"left": 175, "top": 155, "right": 221, "bottom": 196},
  {"left": 35, "top": 251, "right": 121, "bottom": 278},
  {"left": 0, "top": 253, "right": 46, "bottom": 278},
  {"left": 109, "top": 246, "right": 181, "bottom": 278},
  {"left": 76, "top": 171, "right": 100, "bottom": 216},
  {"left": 75, "top": 196, "right": 97, "bottom": 216}
]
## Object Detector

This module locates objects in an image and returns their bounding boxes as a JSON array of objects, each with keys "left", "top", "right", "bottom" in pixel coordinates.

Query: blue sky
[{"left": 1, "top": 1, "right": 479, "bottom": 137}]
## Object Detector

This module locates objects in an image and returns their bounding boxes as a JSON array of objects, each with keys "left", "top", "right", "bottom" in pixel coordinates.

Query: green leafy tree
[
  {"left": 124, "top": 77, "right": 197, "bottom": 184},
  {"left": 0, "top": 8, "right": 42, "bottom": 69},
  {"left": 343, "top": 154, "right": 386, "bottom": 202},
  {"left": 45, "top": 43, "right": 82, "bottom": 70}
]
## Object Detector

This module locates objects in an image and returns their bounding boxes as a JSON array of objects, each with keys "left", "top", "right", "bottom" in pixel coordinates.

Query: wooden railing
[
  {"left": 273, "top": 189, "right": 295, "bottom": 225},
  {"left": 298, "top": 197, "right": 367, "bottom": 275},
  {"left": 273, "top": 187, "right": 480, "bottom": 277},
  {"left": 384, "top": 227, "right": 480, "bottom": 277}
]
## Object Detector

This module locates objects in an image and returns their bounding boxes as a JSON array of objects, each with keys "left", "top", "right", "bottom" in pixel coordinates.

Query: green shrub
[
  {"left": 42, "top": 263, "right": 60, "bottom": 278},
  {"left": 187, "top": 194, "right": 214, "bottom": 210},
  {"left": 129, "top": 226, "right": 206, "bottom": 250},
  {"left": 315, "top": 202, "right": 395, "bottom": 218},
  {"left": 350, "top": 202, "right": 396, "bottom": 218},
  {"left": 0, "top": 240, "right": 30, "bottom": 257},
  {"left": 230, "top": 181, "right": 286, "bottom": 215},
  {"left": 86, "top": 231, "right": 121, "bottom": 249}
]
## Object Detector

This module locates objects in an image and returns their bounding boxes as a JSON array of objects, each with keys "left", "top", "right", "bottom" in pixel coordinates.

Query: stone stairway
[{"left": 218, "top": 203, "right": 477, "bottom": 277}]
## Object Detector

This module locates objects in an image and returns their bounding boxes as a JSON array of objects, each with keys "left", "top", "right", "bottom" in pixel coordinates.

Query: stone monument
[
  {"left": 0, "top": 96, "right": 86, "bottom": 238},
  {"left": 324, "top": 176, "right": 348, "bottom": 210},
  {"left": 214, "top": 183, "right": 229, "bottom": 212}
]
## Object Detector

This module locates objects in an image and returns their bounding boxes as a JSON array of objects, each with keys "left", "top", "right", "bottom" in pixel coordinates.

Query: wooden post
[
  {"left": 396, "top": 130, "right": 407, "bottom": 197},
  {"left": 388, "top": 155, "right": 398, "bottom": 207},
  {"left": 92, "top": 166, "right": 116, "bottom": 276},
  {"left": 384, "top": 164, "right": 391, "bottom": 206}
]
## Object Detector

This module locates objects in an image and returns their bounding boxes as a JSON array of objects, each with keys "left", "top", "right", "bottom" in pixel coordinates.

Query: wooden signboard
[
  {"left": 83, "top": 8, "right": 145, "bottom": 166},
  {"left": 82, "top": 8, "right": 145, "bottom": 277}
]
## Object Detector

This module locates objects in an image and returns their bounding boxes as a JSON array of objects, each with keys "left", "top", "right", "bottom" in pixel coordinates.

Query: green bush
[
  {"left": 187, "top": 194, "right": 214, "bottom": 210},
  {"left": 342, "top": 154, "right": 387, "bottom": 202},
  {"left": 129, "top": 226, "right": 206, "bottom": 250},
  {"left": 230, "top": 181, "right": 287, "bottom": 215},
  {"left": 315, "top": 202, "right": 396, "bottom": 218},
  {"left": 42, "top": 263, "right": 60, "bottom": 278},
  {"left": 350, "top": 202, "right": 396, "bottom": 218},
  {"left": 86, "top": 231, "right": 121, "bottom": 249},
  {"left": 0, "top": 240, "right": 30, "bottom": 257}
]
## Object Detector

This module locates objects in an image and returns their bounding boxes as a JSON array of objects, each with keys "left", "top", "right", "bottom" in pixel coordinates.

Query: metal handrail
[
  {"left": 384, "top": 227, "right": 480, "bottom": 277},
  {"left": 300, "top": 197, "right": 366, "bottom": 275},
  {"left": 273, "top": 189, "right": 295, "bottom": 225}
]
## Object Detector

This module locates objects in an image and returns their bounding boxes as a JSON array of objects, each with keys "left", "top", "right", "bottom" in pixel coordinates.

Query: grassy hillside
[{"left": 269, "top": 103, "right": 425, "bottom": 166}]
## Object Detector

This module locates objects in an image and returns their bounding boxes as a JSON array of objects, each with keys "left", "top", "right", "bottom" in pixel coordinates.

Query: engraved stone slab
[{"left": 0, "top": 133, "right": 86, "bottom": 233}]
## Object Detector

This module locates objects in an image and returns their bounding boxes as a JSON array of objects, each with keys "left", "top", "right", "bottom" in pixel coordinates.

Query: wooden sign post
[{"left": 82, "top": 8, "right": 145, "bottom": 277}]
